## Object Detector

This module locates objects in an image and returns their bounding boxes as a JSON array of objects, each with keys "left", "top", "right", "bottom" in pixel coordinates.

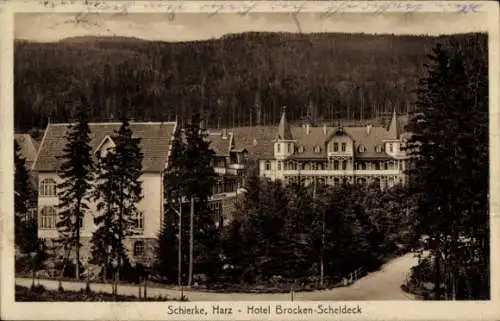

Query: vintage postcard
[{"left": 1, "top": 1, "right": 499, "bottom": 320}]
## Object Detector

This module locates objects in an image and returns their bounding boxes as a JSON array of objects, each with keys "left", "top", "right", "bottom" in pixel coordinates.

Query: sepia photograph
[{"left": 1, "top": 1, "right": 499, "bottom": 320}]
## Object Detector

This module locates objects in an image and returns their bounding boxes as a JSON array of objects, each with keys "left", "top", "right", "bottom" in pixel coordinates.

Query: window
[
  {"left": 210, "top": 201, "right": 223, "bottom": 227},
  {"left": 133, "top": 241, "right": 145, "bottom": 256},
  {"left": 375, "top": 162, "right": 380, "bottom": 170},
  {"left": 297, "top": 146, "right": 305, "bottom": 153},
  {"left": 277, "top": 143, "right": 281, "bottom": 153},
  {"left": 388, "top": 143, "right": 393, "bottom": 153},
  {"left": 287, "top": 144, "right": 291, "bottom": 153},
  {"left": 341, "top": 143, "right": 346, "bottom": 152},
  {"left": 314, "top": 145, "right": 321, "bottom": 153},
  {"left": 39, "top": 206, "right": 57, "bottom": 229},
  {"left": 334, "top": 178, "right": 340, "bottom": 185},
  {"left": 375, "top": 145, "right": 383, "bottom": 153},
  {"left": 265, "top": 161, "right": 271, "bottom": 171},
  {"left": 334, "top": 160, "right": 339, "bottom": 170},
  {"left": 135, "top": 212, "right": 144, "bottom": 230},
  {"left": 40, "top": 178, "right": 57, "bottom": 197},
  {"left": 334, "top": 143, "right": 339, "bottom": 152},
  {"left": 342, "top": 160, "right": 347, "bottom": 170},
  {"left": 277, "top": 161, "right": 282, "bottom": 171},
  {"left": 358, "top": 145, "right": 365, "bottom": 153}
]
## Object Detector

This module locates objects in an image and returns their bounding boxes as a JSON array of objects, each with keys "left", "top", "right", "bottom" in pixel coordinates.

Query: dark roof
[
  {"left": 14, "top": 134, "right": 38, "bottom": 169},
  {"left": 216, "top": 122, "right": 402, "bottom": 160},
  {"left": 207, "top": 132, "right": 232, "bottom": 156},
  {"left": 222, "top": 126, "right": 277, "bottom": 158},
  {"left": 344, "top": 126, "right": 391, "bottom": 159},
  {"left": 33, "top": 122, "right": 176, "bottom": 172}
]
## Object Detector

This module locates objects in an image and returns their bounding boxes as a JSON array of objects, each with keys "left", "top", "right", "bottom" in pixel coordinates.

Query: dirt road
[{"left": 15, "top": 252, "right": 420, "bottom": 301}]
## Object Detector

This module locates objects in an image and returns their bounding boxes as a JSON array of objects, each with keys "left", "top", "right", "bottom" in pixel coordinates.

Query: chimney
[
  {"left": 323, "top": 124, "right": 327, "bottom": 135},
  {"left": 366, "top": 124, "right": 373, "bottom": 135},
  {"left": 221, "top": 128, "right": 228, "bottom": 139}
]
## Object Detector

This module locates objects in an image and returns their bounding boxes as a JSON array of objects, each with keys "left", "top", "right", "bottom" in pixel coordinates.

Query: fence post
[{"left": 138, "top": 276, "right": 142, "bottom": 299}]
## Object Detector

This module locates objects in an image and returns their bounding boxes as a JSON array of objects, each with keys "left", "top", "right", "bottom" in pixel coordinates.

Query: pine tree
[
  {"left": 14, "top": 140, "right": 38, "bottom": 255},
  {"left": 158, "top": 126, "right": 188, "bottom": 284},
  {"left": 406, "top": 38, "right": 489, "bottom": 299},
  {"left": 55, "top": 99, "right": 94, "bottom": 280},
  {"left": 91, "top": 117, "right": 144, "bottom": 294}
]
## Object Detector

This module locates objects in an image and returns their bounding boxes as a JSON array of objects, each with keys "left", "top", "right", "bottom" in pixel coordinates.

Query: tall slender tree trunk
[
  {"left": 188, "top": 196, "right": 194, "bottom": 287},
  {"left": 178, "top": 199, "right": 182, "bottom": 287},
  {"left": 75, "top": 211, "right": 80, "bottom": 281}
]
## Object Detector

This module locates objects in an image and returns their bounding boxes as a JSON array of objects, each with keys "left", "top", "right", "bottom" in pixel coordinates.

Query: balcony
[
  {"left": 281, "top": 169, "right": 401, "bottom": 176},
  {"left": 228, "top": 163, "right": 245, "bottom": 170},
  {"left": 214, "top": 167, "right": 226, "bottom": 175}
]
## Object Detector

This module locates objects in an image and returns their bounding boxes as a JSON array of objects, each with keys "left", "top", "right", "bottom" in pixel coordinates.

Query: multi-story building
[
  {"left": 258, "top": 109, "right": 410, "bottom": 189},
  {"left": 206, "top": 129, "right": 247, "bottom": 227},
  {"left": 32, "top": 121, "right": 177, "bottom": 266}
]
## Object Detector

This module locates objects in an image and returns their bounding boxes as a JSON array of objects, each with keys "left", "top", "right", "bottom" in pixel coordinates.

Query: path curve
[{"left": 15, "top": 253, "right": 420, "bottom": 301}]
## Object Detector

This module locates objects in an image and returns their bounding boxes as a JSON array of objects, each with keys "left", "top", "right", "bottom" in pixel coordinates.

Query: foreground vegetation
[{"left": 15, "top": 285, "right": 179, "bottom": 302}]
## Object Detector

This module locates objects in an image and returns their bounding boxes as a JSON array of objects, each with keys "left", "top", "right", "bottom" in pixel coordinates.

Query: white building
[
  {"left": 258, "top": 109, "right": 410, "bottom": 188},
  {"left": 32, "top": 121, "right": 177, "bottom": 266}
]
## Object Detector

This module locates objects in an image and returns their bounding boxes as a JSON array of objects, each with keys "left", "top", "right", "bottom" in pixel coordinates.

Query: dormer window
[
  {"left": 297, "top": 146, "right": 305, "bottom": 153},
  {"left": 358, "top": 145, "right": 366, "bottom": 153},
  {"left": 314, "top": 145, "right": 321, "bottom": 153},
  {"left": 95, "top": 135, "right": 116, "bottom": 158},
  {"left": 388, "top": 143, "right": 394, "bottom": 153},
  {"left": 277, "top": 144, "right": 281, "bottom": 153},
  {"left": 375, "top": 145, "right": 383, "bottom": 153}
]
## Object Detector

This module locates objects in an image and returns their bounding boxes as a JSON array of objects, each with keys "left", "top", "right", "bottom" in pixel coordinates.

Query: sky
[{"left": 15, "top": 12, "right": 490, "bottom": 42}]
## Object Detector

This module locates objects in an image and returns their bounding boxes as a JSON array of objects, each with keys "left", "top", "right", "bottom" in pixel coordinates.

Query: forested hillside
[{"left": 14, "top": 32, "right": 486, "bottom": 131}]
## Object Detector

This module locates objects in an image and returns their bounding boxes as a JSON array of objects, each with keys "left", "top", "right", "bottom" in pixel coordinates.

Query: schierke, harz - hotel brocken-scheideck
[{"left": 30, "top": 108, "right": 409, "bottom": 266}]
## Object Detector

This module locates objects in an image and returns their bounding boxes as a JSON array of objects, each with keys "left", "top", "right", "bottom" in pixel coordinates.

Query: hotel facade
[{"left": 258, "top": 110, "right": 410, "bottom": 189}]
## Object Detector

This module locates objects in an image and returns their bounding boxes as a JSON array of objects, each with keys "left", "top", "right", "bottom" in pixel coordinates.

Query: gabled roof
[
  {"left": 94, "top": 135, "right": 116, "bottom": 154},
  {"left": 33, "top": 122, "right": 176, "bottom": 173},
  {"left": 207, "top": 132, "right": 232, "bottom": 156},
  {"left": 14, "top": 134, "right": 38, "bottom": 170},
  {"left": 222, "top": 126, "right": 277, "bottom": 159}
]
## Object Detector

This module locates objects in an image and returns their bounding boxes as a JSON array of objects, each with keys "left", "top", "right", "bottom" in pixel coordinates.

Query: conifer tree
[
  {"left": 91, "top": 117, "right": 144, "bottom": 293},
  {"left": 55, "top": 99, "right": 94, "bottom": 280},
  {"left": 406, "top": 38, "right": 488, "bottom": 299},
  {"left": 14, "top": 140, "right": 38, "bottom": 255},
  {"left": 183, "top": 113, "right": 217, "bottom": 285},
  {"left": 157, "top": 126, "right": 188, "bottom": 283}
]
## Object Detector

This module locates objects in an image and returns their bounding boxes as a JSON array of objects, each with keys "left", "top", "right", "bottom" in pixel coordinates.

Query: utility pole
[
  {"left": 188, "top": 195, "right": 194, "bottom": 287},
  {"left": 169, "top": 199, "right": 183, "bottom": 287}
]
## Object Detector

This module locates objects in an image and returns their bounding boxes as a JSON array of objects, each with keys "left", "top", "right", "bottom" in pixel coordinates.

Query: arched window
[
  {"left": 40, "top": 178, "right": 57, "bottom": 197},
  {"left": 39, "top": 206, "right": 57, "bottom": 229},
  {"left": 133, "top": 241, "right": 145, "bottom": 256}
]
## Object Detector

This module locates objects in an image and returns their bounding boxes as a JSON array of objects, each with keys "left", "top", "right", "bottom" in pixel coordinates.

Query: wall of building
[{"left": 37, "top": 172, "right": 163, "bottom": 240}]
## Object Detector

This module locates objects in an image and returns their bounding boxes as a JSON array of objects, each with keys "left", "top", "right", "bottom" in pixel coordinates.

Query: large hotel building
[{"left": 29, "top": 110, "right": 408, "bottom": 266}]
